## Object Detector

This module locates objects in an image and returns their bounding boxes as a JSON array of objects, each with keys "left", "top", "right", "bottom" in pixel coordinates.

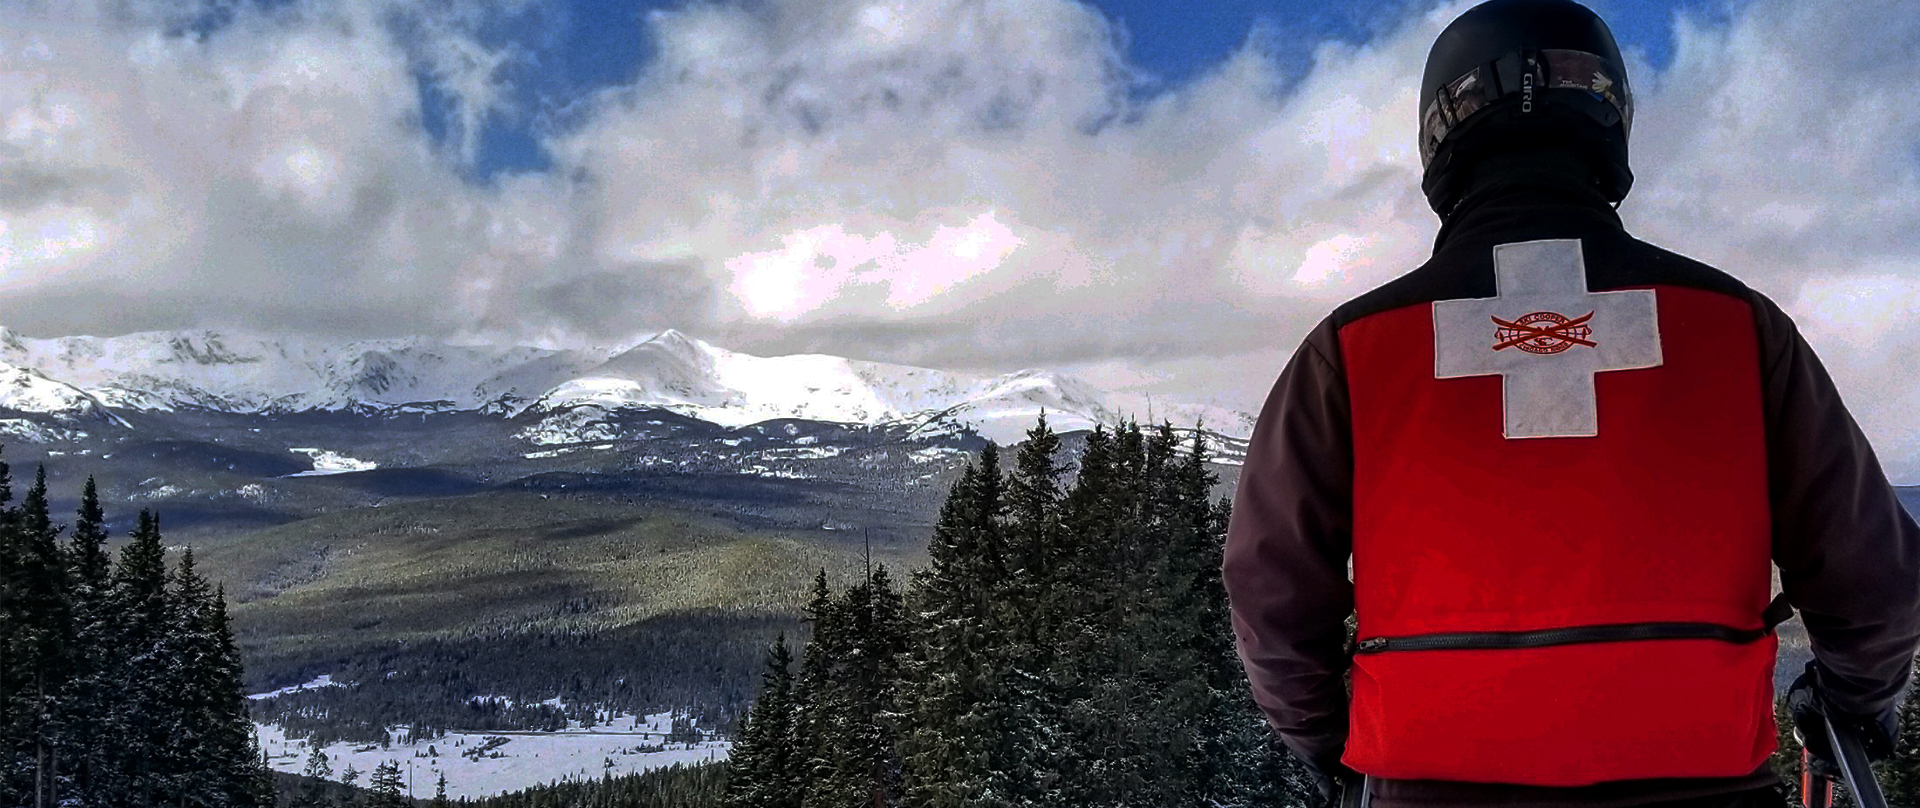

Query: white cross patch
[{"left": 1432, "top": 239, "right": 1662, "bottom": 439}]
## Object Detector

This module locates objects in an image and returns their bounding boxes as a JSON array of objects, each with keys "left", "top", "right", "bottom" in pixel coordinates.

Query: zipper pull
[{"left": 1357, "top": 638, "right": 1388, "bottom": 653}]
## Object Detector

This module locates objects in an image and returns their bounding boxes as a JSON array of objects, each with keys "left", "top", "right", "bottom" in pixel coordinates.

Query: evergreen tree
[
  {"left": 0, "top": 449, "right": 17, "bottom": 808},
  {"left": 433, "top": 771, "right": 451, "bottom": 807},
  {"left": 791, "top": 570, "right": 838, "bottom": 806},
  {"left": 900, "top": 455, "right": 1007, "bottom": 808},
  {"left": 1005, "top": 413, "right": 1065, "bottom": 593},
  {"left": 295, "top": 746, "right": 336, "bottom": 808},
  {"left": 163, "top": 547, "right": 220, "bottom": 800},
  {"left": 993, "top": 417, "right": 1069, "bottom": 806},
  {"left": 341, "top": 761, "right": 363, "bottom": 803},
  {"left": 1048, "top": 422, "right": 1163, "bottom": 805},
  {"left": 112, "top": 509, "right": 173, "bottom": 804},
  {"left": 467, "top": 761, "right": 726, "bottom": 807},
  {"left": 1041, "top": 424, "right": 1118, "bottom": 805},
  {"left": 208, "top": 582, "right": 275, "bottom": 806},
  {"left": 3, "top": 465, "right": 74, "bottom": 808},
  {"left": 834, "top": 565, "right": 907, "bottom": 808},
  {"left": 724, "top": 633, "right": 799, "bottom": 808},
  {"left": 367, "top": 760, "right": 408, "bottom": 808},
  {"left": 251, "top": 746, "right": 280, "bottom": 808},
  {"left": 62, "top": 476, "right": 114, "bottom": 803},
  {"left": 0, "top": 477, "right": 272, "bottom": 808},
  {"left": 782, "top": 564, "right": 912, "bottom": 808}
]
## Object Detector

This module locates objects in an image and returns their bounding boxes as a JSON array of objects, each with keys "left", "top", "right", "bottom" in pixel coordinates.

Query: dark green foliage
[
  {"left": 1875, "top": 657, "right": 1920, "bottom": 806},
  {"left": 3, "top": 465, "right": 75, "bottom": 807},
  {"left": 723, "top": 634, "right": 800, "bottom": 808},
  {"left": 899, "top": 449, "right": 1012, "bottom": 808},
  {"left": 366, "top": 760, "right": 408, "bottom": 808},
  {"left": 1771, "top": 698, "right": 1806, "bottom": 805},
  {"left": 63, "top": 476, "right": 115, "bottom": 802},
  {"left": 824, "top": 565, "right": 909, "bottom": 808},
  {"left": 464, "top": 761, "right": 725, "bottom": 807},
  {"left": 782, "top": 563, "right": 909, "bottom": 808},
  {"left": 727, "top": 416, "right": 1303, "bottom": 808},
  {"left": 0, "top": 457, "right": 272, "bottom": 807}
]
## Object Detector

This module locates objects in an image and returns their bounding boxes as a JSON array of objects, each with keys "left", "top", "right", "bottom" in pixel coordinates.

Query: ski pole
[
  {"left": 1798, "top": 716, "right": 1888, "bottom": 808},
  {"left": 1822, "top": 716, "right": 1888, "bottom": 808},
  {"left": 1337, "top": 773, "right": 1370, "bottom": 808}
]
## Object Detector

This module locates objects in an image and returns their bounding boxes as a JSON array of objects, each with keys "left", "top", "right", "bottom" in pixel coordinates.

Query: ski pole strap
[{"left": 1762, "top": 593, "right": 1795, "bottom": 631}]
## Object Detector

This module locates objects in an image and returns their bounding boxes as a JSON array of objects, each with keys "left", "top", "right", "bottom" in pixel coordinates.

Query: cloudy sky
[{"left": 3, "top": 0, "right": 1918, "bottom": 479}]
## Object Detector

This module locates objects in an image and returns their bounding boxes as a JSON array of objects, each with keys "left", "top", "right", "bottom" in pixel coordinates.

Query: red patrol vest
[{"left": 1336, "top": 238, "right": 1779, "bottom": 785}]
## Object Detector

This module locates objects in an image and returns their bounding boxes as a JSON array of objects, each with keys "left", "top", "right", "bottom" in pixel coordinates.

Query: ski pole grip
[
  {"left": 1337, "top": 773, "right": 1369, "bottom": 808},
  {"left": 1800, "top": 747, "right": 1833, "bottom": 808}
]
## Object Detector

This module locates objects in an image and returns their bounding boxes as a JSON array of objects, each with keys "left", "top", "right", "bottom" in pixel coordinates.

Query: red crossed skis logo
[{"left": 1491, "top": 311, "right": 1595, "bottom": 355}]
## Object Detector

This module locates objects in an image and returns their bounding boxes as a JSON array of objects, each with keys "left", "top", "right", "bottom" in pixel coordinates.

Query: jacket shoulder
[
  {"left": 1330, "top": 257, "right": 1463, "bottom": 328},
  {"left": 1598, "top": 238, "right": 1755, "bottom": 299},
  {"left": 1329, "top": 235, "right": 1757, "bottom": 329}
]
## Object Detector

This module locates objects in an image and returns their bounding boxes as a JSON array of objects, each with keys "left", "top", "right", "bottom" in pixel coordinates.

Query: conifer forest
[
  {"left": 720, "top": 417, "right": 1320, "bottom": 808},
  {"left": 0, "top": 456, "right": 271, "bottom": 806}
]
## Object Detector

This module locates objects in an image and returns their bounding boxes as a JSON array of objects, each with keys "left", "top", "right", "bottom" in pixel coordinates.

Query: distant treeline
[
  {"left": 459, "top": 761, "right": 724, "bottom": 808},
  {"left": 251, "top": 612, "right": 797, "bottom": 747},
  {"left": 725, "top": 416, "right": 1320, "bottom": 808},
  {"left": 0, "top": 456, "right": 272, "bottom": 806}
]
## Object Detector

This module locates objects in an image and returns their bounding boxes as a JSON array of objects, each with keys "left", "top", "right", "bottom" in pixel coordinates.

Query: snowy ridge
[
  {"left": 523, "top": 331, "right": 1255, "bottom": 446},
  {"left": 0, "top": 326, "right": 1255, "bottom": 447},
  {"left": 0, "top": 326, "right": 620, "bottom": 417}
]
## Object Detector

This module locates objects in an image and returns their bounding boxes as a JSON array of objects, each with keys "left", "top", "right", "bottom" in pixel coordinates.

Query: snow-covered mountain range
[{"left": 0, "top": 327, "right": 1254, "bottom": 448}]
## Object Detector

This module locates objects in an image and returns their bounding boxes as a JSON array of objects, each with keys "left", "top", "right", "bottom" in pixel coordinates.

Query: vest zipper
[{"left": 1355, "top": 596, "right": 1796, "bottom": 655}]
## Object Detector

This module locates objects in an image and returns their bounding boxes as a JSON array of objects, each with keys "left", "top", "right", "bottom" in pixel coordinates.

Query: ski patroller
[
  {"left": 1800, "top": 717, "right": 1889, "bottom": 808},
  {"left": 1223, "top": 0, "right": 1920, "bottom": 802}
]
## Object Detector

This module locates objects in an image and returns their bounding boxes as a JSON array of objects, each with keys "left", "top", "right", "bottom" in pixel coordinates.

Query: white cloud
[{"left": 0, "top": 0, "right": 1917, "bottom": 480}]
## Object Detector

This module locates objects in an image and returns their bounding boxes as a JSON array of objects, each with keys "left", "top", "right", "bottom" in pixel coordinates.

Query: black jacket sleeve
[
  {"left": 1222, "top": 318, "right": 1355, "bottom": 768},
  {"left": 1752, "top": 290, "right": 1920, "bottom": 718}
]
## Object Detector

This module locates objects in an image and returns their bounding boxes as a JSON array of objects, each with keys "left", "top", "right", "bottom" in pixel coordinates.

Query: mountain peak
[{"left": 645, "top": 329, "right": 699, "bottom": 350}]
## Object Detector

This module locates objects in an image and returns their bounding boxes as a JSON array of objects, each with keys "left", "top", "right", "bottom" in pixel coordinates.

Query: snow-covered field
[{"left": 254, "top": 711, "right": 729, "bottom": 800}]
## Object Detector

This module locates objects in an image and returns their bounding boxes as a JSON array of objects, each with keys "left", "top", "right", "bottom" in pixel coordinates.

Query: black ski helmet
[{"left": 1419, "top": 0, "right": 1634, "bottom": 214}]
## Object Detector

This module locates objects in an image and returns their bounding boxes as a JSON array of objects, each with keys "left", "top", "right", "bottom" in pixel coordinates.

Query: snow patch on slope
[{"left": 286, "top": 448, "right": 377, "bottom": 476}]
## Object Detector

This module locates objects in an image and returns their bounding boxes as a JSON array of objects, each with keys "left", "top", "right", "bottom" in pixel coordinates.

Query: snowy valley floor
[{"left": 253, "top": 710, "right": 730, "bottom": 800}]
